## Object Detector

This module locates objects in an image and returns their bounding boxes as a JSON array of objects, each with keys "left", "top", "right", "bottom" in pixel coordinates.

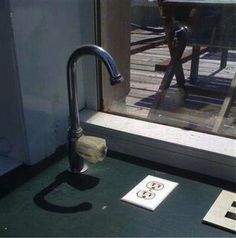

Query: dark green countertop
[{"left": 0, "top": 151, "right": 235, "bottom": 237}]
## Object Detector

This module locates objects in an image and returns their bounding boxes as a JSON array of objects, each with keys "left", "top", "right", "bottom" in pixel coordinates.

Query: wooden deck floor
[{"left": 118, "top": 29, "right": 236, "bottom": 138}]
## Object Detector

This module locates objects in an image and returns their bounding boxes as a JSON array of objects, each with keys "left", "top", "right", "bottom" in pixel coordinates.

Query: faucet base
[{"left": 67, "top": 163, "right": 88, "bottom": 174}]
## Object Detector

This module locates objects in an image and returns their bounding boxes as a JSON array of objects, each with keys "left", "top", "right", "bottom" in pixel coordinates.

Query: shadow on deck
[{"left": 121, "top": 29, "right": 236, "bottom": 139}]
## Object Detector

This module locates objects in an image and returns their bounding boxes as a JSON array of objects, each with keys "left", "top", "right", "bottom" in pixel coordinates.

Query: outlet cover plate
[
  {"left": 203, "top": 190, "right": 236, "bottom": 232},
  {"left": 121, "top": 175, "right": 178, "bottom": 211}
]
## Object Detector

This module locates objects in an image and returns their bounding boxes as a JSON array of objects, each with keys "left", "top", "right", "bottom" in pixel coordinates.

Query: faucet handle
[{"left": 75, "top": 135, "right": 107, "bottom": 164}]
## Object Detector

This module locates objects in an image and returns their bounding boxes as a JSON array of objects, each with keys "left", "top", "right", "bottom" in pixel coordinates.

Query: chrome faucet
[{"left": 66, "top": 44, "right": 123, "bottom": 173}]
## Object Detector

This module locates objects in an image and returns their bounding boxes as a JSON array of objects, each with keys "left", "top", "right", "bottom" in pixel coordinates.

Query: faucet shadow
[{"left": 34, "top": 171, "right": 100, "bottom": 213}]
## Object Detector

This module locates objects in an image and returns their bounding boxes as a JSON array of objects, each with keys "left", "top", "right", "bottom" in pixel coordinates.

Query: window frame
[
  {"left": 91, "top": 0, "right": 236, "bottom": 182},
  {"left": 80, "top": 110, "right": 236, "bottom": 182}
]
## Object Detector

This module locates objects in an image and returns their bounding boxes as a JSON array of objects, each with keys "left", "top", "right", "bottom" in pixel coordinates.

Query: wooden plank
[
  {"left": 131, "top": 63, "right": 155, "bottom": 71},
  {"left": 131, "top": 34, "right": 161, "bottom": 39},
  {"left": 131, "top": 51, "right": 236, "bottom": 67},
  {"left": 131, "top": 59, "right": 161, "bottom": 67},
  {"left": 130, "top": 39, "right": 165, "bottom": 55},
  {"left": 131, "top": 58, "right": 236, "bottom": 72},
  {"left": 131, "top": 54, "right": 167, "bottom": 62},
  {"left": 132, "top": 62, "right": 235, "bottom": 79},
  {"left": 212, "top": 73, "right": 236, "bottom": 133},
  {"left": 185, "top": 83, "right": 228, "bottom": 99},
  {"left": 131, "top": 74, "right": 166, "bottom": 84},
  {"left": 131, "top": 29, "right": 160, "bottom": 35},
  {"left": 155, "top": 47, "right": 209, "bottom": 71},
  {"left": 131, "top": 69, "right": 165, "bottom": 77},
  {"left": 130, "top": 80, "right": 176, "bottom": 90}
]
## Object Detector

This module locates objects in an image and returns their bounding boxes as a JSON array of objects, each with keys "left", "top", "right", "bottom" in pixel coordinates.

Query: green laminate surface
[{"left": 0, "top": 153, "right": 235, "bottom": 237}]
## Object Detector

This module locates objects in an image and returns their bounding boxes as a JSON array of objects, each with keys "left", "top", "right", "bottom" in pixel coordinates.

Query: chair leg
[
  {"left": 148, "top": 25, "right": 189, "bottom": 118},
  {"left": 190, "top": 45, "right": 200, "bottom": 84},
  {"left": 220, "top": 49, "right": 228, "bottom": 69}
]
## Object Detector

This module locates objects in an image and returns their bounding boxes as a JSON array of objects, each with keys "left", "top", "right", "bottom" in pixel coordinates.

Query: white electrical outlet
[{"left": 121, "top": 175, "right": 178, "bottom": 211}]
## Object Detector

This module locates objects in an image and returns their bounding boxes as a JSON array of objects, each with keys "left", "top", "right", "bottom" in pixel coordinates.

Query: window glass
[{"left": 104, "top": 0, "right": 236, "bottom": 139}]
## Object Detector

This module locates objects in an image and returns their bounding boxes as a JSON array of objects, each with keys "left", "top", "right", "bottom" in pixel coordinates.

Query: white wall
[
  {"left": 0, "top": 0, "right": 28, "bottom": 174},
  {"left": 3, "top": 0, "right": 96, "bottom": 165}
]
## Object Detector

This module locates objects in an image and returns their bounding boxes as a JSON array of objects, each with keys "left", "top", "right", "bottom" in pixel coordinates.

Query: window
[
  {"left": 99, "top": 0, "right": 236, "bottom": 139},
  {"left": 80, "top": 0, "right": 236, "bottom": 182}
]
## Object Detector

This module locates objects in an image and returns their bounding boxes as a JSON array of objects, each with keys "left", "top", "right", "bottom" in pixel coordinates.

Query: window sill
[{"left": 80, "top": 109, "right": 236, "bottom": 182}]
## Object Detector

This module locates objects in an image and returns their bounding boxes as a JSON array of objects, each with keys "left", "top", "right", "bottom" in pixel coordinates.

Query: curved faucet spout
[
  {"left": 66, "top": 44, "right": 122, "bottom": 173},
  {"left": 68, "top": 44, "right": 123, "bottom": 85}
]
